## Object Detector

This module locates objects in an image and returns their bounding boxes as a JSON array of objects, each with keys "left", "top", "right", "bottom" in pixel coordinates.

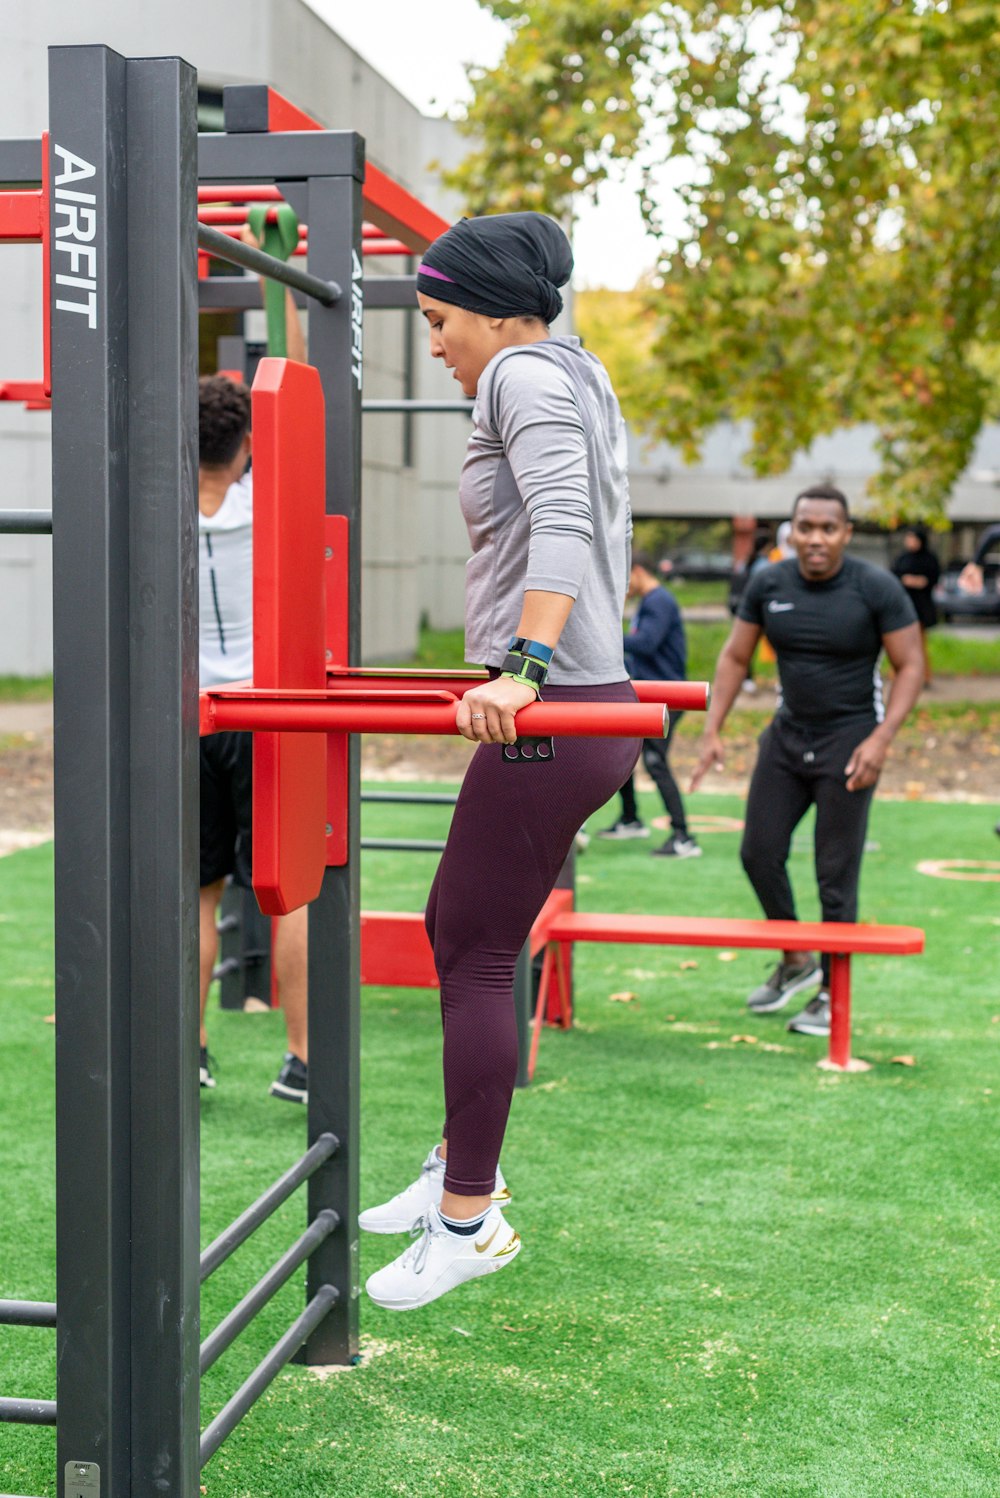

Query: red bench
[{"left": 531, "top": 913, "right": 925, "bottom": 1076}]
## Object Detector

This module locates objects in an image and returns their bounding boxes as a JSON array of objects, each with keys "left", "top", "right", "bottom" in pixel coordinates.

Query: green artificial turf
[{"left": 1, "top": 792, "right": 999, "bottom": 1497}]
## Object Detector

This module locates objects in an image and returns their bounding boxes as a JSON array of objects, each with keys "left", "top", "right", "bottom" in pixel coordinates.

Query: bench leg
[
  {"left": 529, "top": 946, "right": 555, "bottom": 1082},
  {"left": 555, "top": 942, "right": 572, "bottom": 1029},
  {"left": 828, "top": 953, "right": 851, "bottom": 1068}
]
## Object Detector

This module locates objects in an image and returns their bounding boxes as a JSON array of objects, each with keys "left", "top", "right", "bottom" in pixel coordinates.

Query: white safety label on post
[{"left": 65, "top": 1460, "right": 100, "bottom": 1497}]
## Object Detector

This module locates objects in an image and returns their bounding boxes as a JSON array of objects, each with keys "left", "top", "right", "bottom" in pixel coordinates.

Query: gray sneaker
[
  {"left": 787, "top": 990, "right": 831, "bottom": 1037},
  {"left": 746, "top": 956, "right": 821, "bottom": 1014}
]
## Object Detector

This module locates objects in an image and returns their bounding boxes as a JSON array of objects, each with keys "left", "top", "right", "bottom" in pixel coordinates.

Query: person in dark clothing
[
  {"left": 598, "top": 551, "right": 700, "bottom": 857},
  {"left": 691, "top": 484, "right": 924, "bottom": 1037},
  {"left": 958, "top": 523, "right": 1000, "bottom": 594},
  {"left": 891, "top": 524, "right": 941, "bottom": 687}
]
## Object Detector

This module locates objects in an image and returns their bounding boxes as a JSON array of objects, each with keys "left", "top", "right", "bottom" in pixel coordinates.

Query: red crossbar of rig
[{"left": 0, "top": 190, "right": 44, "bottom": 243}]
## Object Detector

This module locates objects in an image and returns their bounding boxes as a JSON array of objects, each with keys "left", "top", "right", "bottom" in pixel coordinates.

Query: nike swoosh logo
[
  {"left": 475, "top": 1223, "right": 502, "bottom": 1254},
  {"left": 767, "top": 601, "right": 794, "bottom": 612}
]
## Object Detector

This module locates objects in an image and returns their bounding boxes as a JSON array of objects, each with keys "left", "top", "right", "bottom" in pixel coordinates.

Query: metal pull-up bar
[{"left": 196, "top": 222, "right": 341, "bottom": 306}]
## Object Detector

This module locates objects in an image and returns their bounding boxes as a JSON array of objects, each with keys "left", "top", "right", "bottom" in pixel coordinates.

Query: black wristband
[{"left": 500, "top": 652, "right": 547, "bottom": 690}]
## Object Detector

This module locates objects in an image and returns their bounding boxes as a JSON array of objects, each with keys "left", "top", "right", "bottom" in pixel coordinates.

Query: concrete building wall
[
  {"left": 628, "top": 420, "right": 1000, "bottom": 537},
  {"left": 0, "top": 0, "right": 471, "bottom": 673}
]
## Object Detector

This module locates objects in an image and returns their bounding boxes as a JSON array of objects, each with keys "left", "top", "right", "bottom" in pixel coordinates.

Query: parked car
[
  {"left": 933, "top": 564, "right": 1000, "bottom": 623},
  {"left": 666, "top": 549, "right": 734, "bottom": 582}
]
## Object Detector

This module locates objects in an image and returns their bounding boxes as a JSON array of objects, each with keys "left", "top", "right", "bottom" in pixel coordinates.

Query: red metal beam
[
  {"left": 200, "top": 693, "right": 669, "bottom": 739},
  {"left": 0, "top": 190, "right": 44, "bottom": 243},
  {"left": 362, "top": 162, "right": 448, "bottom": 257},
  {"left": 266, "top": 87, "right": 322, "bottom": 135},
  {"left": 257, "top": 87, "right": 449, "bottom": 254},
  {"left": 322, "top": 672, "right": 710, "bottom": 713}
]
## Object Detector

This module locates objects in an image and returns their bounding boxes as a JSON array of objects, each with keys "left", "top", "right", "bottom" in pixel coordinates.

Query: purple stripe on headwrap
[{"left": 417, "top": 262, "right": 456, "bottom": 284}]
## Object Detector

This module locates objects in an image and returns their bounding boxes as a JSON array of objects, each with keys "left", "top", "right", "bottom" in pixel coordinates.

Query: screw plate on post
[
  {"left": 65, "top": 1461, "right": 100, "bottom": 1496},
  {"left": 502, "top": 737, "right": 554, "bottom": 765}
]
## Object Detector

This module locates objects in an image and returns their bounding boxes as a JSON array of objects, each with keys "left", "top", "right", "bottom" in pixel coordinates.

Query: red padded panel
[
  {"left": 360, "top": 913, "right": 438, "bottom": 988},
  {"left": 251, "top": 357, "right": 327, "bottom": 916}
]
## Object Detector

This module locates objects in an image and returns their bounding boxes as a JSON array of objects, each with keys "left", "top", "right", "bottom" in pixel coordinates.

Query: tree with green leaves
[{"left": 449, "top": 2, "right": 1000, "bottom": 522}]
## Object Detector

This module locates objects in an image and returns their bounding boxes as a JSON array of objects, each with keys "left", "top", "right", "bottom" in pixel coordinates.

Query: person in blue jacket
[{"left": 598, "top": 550, "right": 701, "bottom": 857}]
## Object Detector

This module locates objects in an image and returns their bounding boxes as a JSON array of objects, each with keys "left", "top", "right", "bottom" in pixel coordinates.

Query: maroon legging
[{"left": 424, "top": 680, "right": 641, "bottom": 1195}]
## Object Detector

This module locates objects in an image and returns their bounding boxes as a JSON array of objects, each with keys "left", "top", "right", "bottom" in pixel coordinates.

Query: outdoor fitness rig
[{"left": 0, "top": 44, "right": 705, "bottom": 1498}]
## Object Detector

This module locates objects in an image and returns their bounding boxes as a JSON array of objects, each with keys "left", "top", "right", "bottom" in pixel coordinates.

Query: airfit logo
[
  {"left": 52, "top": 145, "right": 99, "bottom": 329},
  {"left": 351, "top": 247, "right": 363, "bottom": 390}
]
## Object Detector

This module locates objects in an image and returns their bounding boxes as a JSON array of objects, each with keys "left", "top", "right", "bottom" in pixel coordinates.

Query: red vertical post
[{"left": 828, "top": 952, "right": 852, "bottom": 1068}]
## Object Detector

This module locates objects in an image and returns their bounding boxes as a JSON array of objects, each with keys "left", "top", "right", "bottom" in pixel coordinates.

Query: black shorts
[{"left": 200, "top": 731, "right": 253, "bottom": 889}]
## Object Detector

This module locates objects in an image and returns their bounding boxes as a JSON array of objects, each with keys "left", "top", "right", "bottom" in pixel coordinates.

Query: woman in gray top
[{"left": 363, "top": 212, "right": 640, "bottom": 1312}]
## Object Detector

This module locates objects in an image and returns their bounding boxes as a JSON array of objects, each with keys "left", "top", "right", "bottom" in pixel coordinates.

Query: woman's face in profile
[{"left": 417, "top": 293, "right": 503, "bottom": 398}]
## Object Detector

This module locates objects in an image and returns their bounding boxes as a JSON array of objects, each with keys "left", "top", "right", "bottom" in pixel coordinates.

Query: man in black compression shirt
[{"left": 691, "top": 485, "right": 924, "bottom": 1036}]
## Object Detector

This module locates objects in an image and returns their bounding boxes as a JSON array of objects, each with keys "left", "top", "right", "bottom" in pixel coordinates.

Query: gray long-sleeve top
[{"left": 459, "top": 336, "right": 632, "bottom": 685}]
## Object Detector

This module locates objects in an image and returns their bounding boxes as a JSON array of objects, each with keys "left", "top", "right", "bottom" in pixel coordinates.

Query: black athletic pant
[
  {"left": 620, "top": 712, "right": 687, "bottom": 834},
  {"left": 740, "top": 715, "right": 877, "bottom": 986}
]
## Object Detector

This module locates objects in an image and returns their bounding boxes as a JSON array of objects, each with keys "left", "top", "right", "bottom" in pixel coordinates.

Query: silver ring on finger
[{"left": 470, "top": 713, "right": 487, "bottom": 719}]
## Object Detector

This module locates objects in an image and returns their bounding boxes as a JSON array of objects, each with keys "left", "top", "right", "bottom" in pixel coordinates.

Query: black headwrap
[{"left": 417, "top": 212, "right": 573, "bottom": 324}]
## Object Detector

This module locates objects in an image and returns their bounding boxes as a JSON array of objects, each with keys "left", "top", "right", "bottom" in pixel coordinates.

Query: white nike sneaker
[
  {"left": 359, "top": 1147, "right": 511, "bottom": 1234},
  {"left": 365, "top": 1204, "right": 522, "bottom": 1311}
]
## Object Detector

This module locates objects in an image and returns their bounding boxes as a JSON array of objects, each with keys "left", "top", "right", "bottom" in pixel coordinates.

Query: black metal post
[
  {"left": 50, "top": 44, "right": 201, "bottom": 1497},
  {"left": 49, "top": 45, "right": 134, "bottom": 1496},
  {"left": 125, "top": 54, "right": 201, "bottom": 1498},
  {"left": 302, "top": 163, "right": 365, "bottom": 1365}
]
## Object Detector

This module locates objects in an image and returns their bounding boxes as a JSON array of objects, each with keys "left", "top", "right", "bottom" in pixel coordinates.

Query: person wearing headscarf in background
[
  {"left": 890, "top": 524, "right": 941, "bottom": 688},
  {"left": 361, "top": 213, "right": 640, "bottom": 1312}
]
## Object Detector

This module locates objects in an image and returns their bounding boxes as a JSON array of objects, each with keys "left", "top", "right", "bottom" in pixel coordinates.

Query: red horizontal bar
[
  {"left": 545, "top": 911, "right": 925, "bottom": 957},
  {"left": 198, "top": 185, "right": 284, "bottom": 203},
  {"left": 323, "top": 672, "right": 709, "bottom": 712},
  {"left": 362, "top": 240, "right": 412, "bottom": 256},
  {"left": 0, "top": 190, "right": 44, "bottom": 243},
  {"left": 0, "top": 381, "right": 47, "bottom": 403},
  {"left": 200, "top": 695, "right": 666, "bottom": 739},
  {"left": 634, "top": 681, "right": 709, "bottom": 710},
  {"left": 198, "top": 207, "right": 307, "bottom": 232}
]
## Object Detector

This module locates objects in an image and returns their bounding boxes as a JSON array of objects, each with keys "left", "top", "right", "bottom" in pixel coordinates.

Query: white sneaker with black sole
[
  {"left": 786, "top": 990, "right": 831, "bottom": 1036},
  {"left": 595, "top": 818, "right": 649, "bottom": 840},
  {"left": 366, "top": 1204, "right": 521, "bottom": 1311},
  {"left": 652, "top": 833, "right": 702, "bottom": 859},
  {"left": 359, "top": 1146, "right": 510, "bottom": 1234},
  {"left": 746, "top": 955, "right": 822, "bottom": 1013}
]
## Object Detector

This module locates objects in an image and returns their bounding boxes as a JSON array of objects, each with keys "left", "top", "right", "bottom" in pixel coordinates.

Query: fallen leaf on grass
[
  {"left": 679, "top": 960, "right": 699, "bottom": 971},
  {"left": 43, "top": 1013, "right": 55, "bottom": 1024},
  {"left": 609, "top": 990, "right": 638, "bottom": 1004},
  {"left": 730, "top": 1034, "right": 758, "bottom": 1044},
  {"left": 717, "top": 951, "right": 738, "bottom": 962},
  {"left": 890, "top": 1054, "right": 917, "bottom": 1066}
]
